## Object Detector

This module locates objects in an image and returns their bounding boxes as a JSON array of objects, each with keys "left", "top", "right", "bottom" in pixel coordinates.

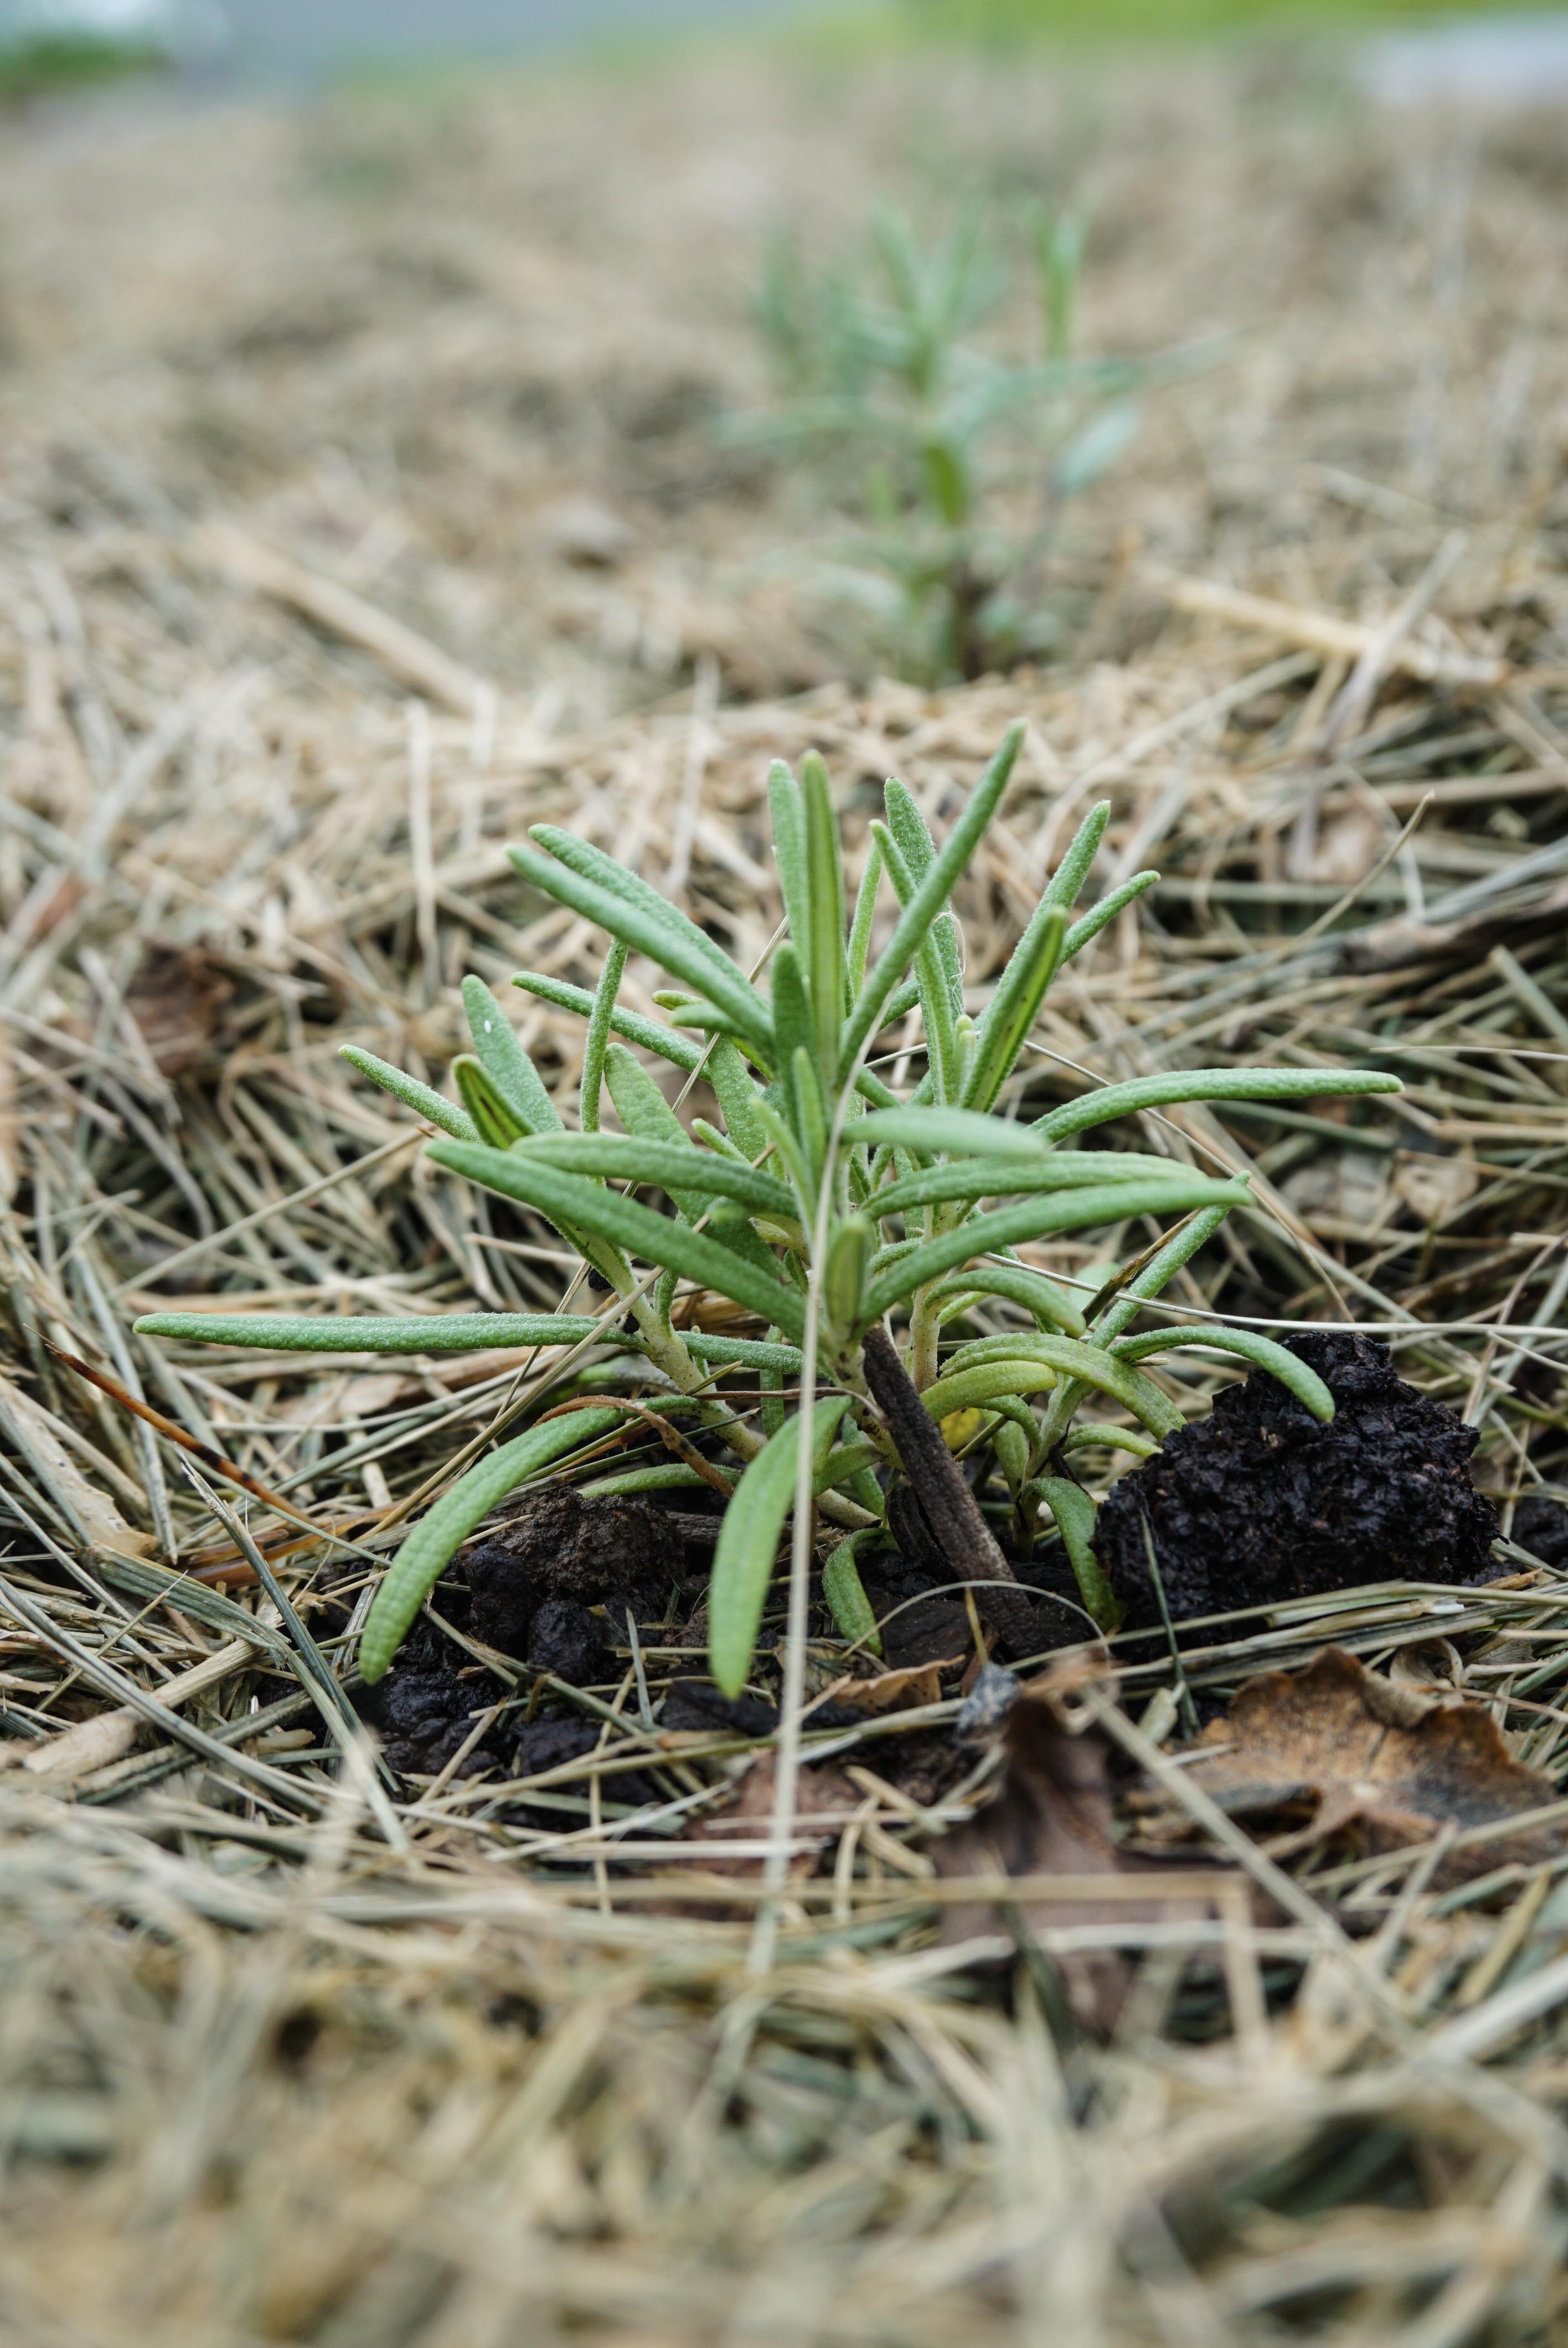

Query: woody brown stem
[{"left": 860, "top": 1324, "right": 1038, "bottom": 1655}]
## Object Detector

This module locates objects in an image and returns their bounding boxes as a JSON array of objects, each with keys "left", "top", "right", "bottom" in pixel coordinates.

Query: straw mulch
[{"left": 2, "top": 39, "right": 1568, "bottom": 2345}]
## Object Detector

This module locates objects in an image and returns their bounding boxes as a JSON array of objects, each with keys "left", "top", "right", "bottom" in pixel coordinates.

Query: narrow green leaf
[
  {"left": 707, "top": 1037, "right": 768, "bottom": 1161},
  {"left": 510, "top": 972, "right": 704, "bottom": 1073},
  {"left": 1043, "top": 799, "right": 1111, "bottom": 912},
  {"left": 1034, "top": 1066, "right": 1402, "bottom": 1145},
  {"left": 1062, "top": 871, "right": 1157, "bottom": 960},
  {"left": 855, "top": 1105, "right": 1078, "bottom": 1161},
  {"left": 767, "top": 759, "right": 812, "bottom": 969},
  {"left": 822, "top": 1529, "right": 883, "bottom": 1655},
  {"left": 928, "top": 1264, "right": 1086, "bottom": 1337},
  {"left": 601, "top": 1044, "right": 689, "bottom": 1149},
  {"left": 770, "top": 941, "right": 818, "bottom": 1108},
  {"left": 461, "top": 976, "right": 561, "bottom": 1134},
  {"left": 872, "top": 817, "right": 957, "bottom": 1104},
  {"left": 871, "top": 1150, "right": 1190, "bottom": 1221},
  {"left": 1092, "top": 1203, "right": 1231, "bottom": 1341},
  {"left": 884, "top": 776, "right": 963, "bottom": 1019},
  {"left": 802, "top": 749, "right": 848, "bottom": 1074},
  {"left": 1110, "top": 1327, "right": 1334, "bottom": 1421},
  {"left": 847, "top": 833, "right": 883, "bottom": 998},
  {"left": 682, "top": 1332, "right": 805, "bottom": 1374},
  {"left": 1059, "top": 1422, "right": 1161, "bottom": 1460},
  {"left": 580, "top": 1463, "right": 712, "bottom": 1496},
  {"left": 921, "top": 1343, "right": 1181, "bottom": 1438},
  {"left": 452, "top": 1055, "right": 529, "bottom": 1147},
  {"left": 429, "top": 1138, "right": 808, "bottom": 1343},
  {"left": 792, "top": 1044, "right": 828, "bottom": 1190},
  {"left": 843, "top": 721, "right": 1023, "bottom": 1070},
  {"left": 512, "top": 834, "right": 772, "bottom": 1048},
  {"left": 709, "top": 1396, "right": 849, "bottom": 1697},
  {"left": 134, "top": 1311, "right": 628, "bottom": 1355},
  {"left": 863, "top": 1176, "right": 1250, "bottom": 1321},
  {"left": 513, "top": 1132, "right": 797, "bottom": 1222},
  {"left": 359, "top": 1407, "right": 625, "bottom": 1681},
  {"left": 580, "top": 940, "right": 629, "bottom": 1134},
  {"left": 823, "top": 1213, "right": 872, "bottom": 1333},
  {"left": 963, "top": 904, "right": 1066, "bottom": 1113},
  {"left": 1029, "top": 1475, "right": 1119, "bottom": 1629},
  {"left": 339, "top": 1046, "right": 477, "bottom": 1142}
]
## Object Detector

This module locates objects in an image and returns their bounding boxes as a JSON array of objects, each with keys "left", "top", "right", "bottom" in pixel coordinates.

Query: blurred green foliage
[
  {"left": 896, "top": 0, "right": 1555, "bottom": 39},
  {"left": 0, "top": 30, "right": 166, "bottom": 103},
  {"left": 739, "top": 203, "right": 1211, "bottom": 682}
]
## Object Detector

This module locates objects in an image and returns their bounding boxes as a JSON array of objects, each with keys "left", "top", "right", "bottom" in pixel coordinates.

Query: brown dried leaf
[
  {"left": 937, "top": 1687, "right": 1247, "bottom": 2034},
  {"left": 810, "top": 1660, "right": 948, "bottom": 1717},
  {"left": 691, "top": 1752, "right": 858, "bottom": 1881},
  {"left": 1142, "top": 1647, "right": 1562, "bottom": 1883},
  {"left": 125, "top": 945, "right": 234, "bottom": 1077}
]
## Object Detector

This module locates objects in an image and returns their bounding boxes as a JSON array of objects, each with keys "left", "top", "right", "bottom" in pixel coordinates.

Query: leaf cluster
[{"left": 138, "top": 724, "right": 1400, "bottom": 1697}]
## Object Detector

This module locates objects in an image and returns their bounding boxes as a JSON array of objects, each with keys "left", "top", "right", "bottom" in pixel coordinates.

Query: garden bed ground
[{"left": 2, "top": 28, "right": 1568, "bottom": 2344}]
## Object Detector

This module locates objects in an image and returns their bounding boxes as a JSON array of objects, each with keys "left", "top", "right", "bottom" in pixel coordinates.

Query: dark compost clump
[
  {"left": 466, "top": 1482, "right": 684, "bottom": 1659},
  {"left": 1094, "top": 1332, "right": 1499, "bottom": 1629},
  {"left": 357, "top": 1619, "right": 509, "bottom": 1779}
]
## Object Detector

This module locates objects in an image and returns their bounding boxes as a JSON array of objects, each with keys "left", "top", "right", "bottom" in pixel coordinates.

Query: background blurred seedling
[{"left": 740, "top": 201, "right": 1206, "bottom": 681}]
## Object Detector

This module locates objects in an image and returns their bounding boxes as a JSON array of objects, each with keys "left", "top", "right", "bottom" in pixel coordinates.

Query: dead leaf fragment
[
  {"left": 125, "top": 945, "right": 234, "bottom": 1077},
  {"left": 1139, "top": 1647, "right": 1562, "bottom": 1883},
  {"left": 690, "top": 1752, "right": 858, "bottom": 1881},
  {"left": 937, "top": 1686, "right": 1248, "bottom": 2033}
]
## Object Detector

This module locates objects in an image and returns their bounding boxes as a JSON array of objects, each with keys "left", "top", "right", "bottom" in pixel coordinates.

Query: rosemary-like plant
[
  {"left": 138, "top": 724, "right": 1400, "bottom": 1695},
  {"left": 743, "top": 204, "right": 1201, "bottom": 681}
]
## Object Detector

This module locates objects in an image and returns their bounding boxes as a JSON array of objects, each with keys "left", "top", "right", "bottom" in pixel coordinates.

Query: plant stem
[{"left": 860, "top": 1322, "right": 1035, "bottom": 1653}]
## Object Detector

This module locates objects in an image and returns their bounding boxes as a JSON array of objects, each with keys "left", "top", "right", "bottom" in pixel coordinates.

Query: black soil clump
[
  {"left": 525, "top": 1595, "right": 612, "bottom": 1686},
  {"left": 1513, "top": 1495, "right": 1568, "bottom": 1570},
  {"left": 1095, "top": 1331, "right": 1499, "bottom": 1629},
  {"left": 357, "top": 1619, "right": 508, "bottom": 1779},
  {"left": 466, "top": 1482, "right": 683, "bottom": 1660}
]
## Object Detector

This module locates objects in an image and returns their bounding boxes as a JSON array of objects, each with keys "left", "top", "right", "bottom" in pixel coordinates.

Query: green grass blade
[
  {"left": 135, "top": 1311, "right": 630, "bottom": 1355},
  {"left": 1034, "top": 1066, "right": 1402, "bottom": 1144},
  {"left": 339, "top": 1046, "right": 478, "bottom": 1142},
  {"left": 862, "top": 1174, "right": 1249, "bottom": 1321},
  {"left": 429, "top": 1139, "right": 808, "bottom": 1343},
  {"left": 1111, "top": 1327, "right": 1334, "bottom": 1421},
  {"left": 359, "top": 1407, "right": 625, "bottom": 1681},
  {"left": 709, "top": 1396, "right": 849, "bottom": 1697}
]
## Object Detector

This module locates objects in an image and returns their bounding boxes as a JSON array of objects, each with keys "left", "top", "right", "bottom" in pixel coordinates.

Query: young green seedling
[{"left": 138, "top": 722, "right": 1400, "bottom": 1694}]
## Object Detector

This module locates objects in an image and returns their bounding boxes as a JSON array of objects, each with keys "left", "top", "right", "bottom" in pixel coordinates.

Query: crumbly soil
[{"left": 1095, "top": 1332, "right": 1500, "bottom": 1629}]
